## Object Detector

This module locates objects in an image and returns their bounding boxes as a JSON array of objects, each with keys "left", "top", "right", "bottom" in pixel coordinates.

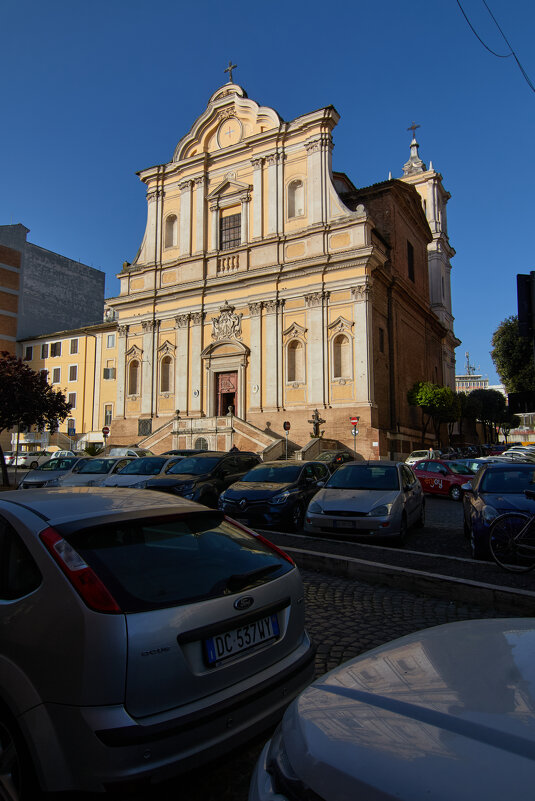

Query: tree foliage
[
  {"left": 491, "top": 315, "right": 535, "bottom": 393},
  {"left": 0, "top": 352, "right": 72, "bottom": 485},
  {"left": 407, "top": 381, "right": 456, "bottom": 444},
  {"left": 465, "top": 388, "right": 507, "bottom": 443}
]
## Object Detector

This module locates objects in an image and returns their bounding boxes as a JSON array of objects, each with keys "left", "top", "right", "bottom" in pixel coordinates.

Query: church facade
[{"left": 20, "top": 79, "right": 458, "bottom": 459}]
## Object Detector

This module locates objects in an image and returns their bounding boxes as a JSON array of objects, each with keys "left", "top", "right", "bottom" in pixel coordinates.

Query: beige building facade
[{"left": 19, "top": 81, "right": 459, "bottom": 459}]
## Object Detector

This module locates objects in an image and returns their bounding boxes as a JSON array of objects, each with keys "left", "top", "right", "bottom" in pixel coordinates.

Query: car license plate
[
  {"left": 335, "top": 520, "right": 355, "bottom": 528},
  {"left": 205, "top": 613, "right": 280, "bottom": 665}
]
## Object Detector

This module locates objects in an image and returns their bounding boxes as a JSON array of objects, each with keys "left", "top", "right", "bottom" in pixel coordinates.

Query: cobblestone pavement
[{"left": 132, "top": 565, "right": 512, "bottom": 801}]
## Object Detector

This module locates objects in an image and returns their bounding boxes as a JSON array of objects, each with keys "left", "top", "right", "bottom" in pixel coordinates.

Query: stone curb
[{"left": 285, "top": 546, "right": 535, "bottom": 615}]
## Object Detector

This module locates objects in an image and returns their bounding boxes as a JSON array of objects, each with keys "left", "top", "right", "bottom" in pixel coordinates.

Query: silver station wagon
[{"left": 0, "top": 488, "right": 314, "bottom": 796}]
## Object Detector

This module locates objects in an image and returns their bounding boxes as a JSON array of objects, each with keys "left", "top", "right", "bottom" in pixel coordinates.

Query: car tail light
[
  {"left": 39, "top": 527, "right": 121, "bottom": 614},
  {"left": 226, "top": 517, "right": 295, "bottom": 566}
]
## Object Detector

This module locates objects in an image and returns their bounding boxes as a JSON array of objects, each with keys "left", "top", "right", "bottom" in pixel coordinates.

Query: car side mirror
[
  {"left": 461, "top": 482, "right": 473, "bottom": 493},
  {"left": 316, "top": 480, "right": 325, "bottom": 488}
]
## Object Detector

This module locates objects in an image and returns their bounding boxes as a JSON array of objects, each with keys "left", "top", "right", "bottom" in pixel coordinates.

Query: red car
[{"left": 412, "top": 459, "right": 476, "bottom": 501}]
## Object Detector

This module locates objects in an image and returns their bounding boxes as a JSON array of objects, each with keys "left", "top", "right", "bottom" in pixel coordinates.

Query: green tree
[
  {"left": 0, "top": 352, "right": 72, "bottom": 486},
  {"left": 491, "top": 315, "right": 535, "bottom": 393},
  {"left": 407, "top": 382, "right": 456, "bottom": 445},
  {"left": 466, "top": 388, "right": 507, "bottom": 443},
  {"left": 499, "top": 410, "right": 521, "bottom": 443}
]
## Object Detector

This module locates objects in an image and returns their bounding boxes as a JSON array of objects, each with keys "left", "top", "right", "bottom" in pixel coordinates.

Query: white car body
[{"left": 250, "top": 618, "right": 535, "bottom": 801}]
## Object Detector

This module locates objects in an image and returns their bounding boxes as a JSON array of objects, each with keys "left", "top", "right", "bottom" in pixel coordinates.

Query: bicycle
[{"left": 488, "top": 489, "right": 535, "bottom": 573}]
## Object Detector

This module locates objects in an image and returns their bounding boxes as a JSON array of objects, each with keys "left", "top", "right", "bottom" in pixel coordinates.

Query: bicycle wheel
[{"left": 489, "top": 513, "right": 535, "bottom": 573}]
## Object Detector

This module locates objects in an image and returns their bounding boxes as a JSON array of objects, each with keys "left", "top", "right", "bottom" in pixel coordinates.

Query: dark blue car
[{"left": 463, "top": 462, "right": 535, "bottom": 559}]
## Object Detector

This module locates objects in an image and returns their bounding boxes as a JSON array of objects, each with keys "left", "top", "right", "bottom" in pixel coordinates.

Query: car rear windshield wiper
[{"left": 212, "top": 564, "right": 281, "bottom": 594}]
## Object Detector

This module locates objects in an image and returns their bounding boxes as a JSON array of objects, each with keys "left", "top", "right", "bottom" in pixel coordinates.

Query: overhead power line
[{"left": 456, "top": 0, "right": 535, "bottom": 93}]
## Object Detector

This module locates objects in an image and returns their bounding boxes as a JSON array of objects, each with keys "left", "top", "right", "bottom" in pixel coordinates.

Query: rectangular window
[
  {"left": 220, "top": 213, "right": 241, "bottom": 251},
  {"left": 107, "top": 334, "right": 116, "bottom": 349},
  {"left": 68, "top": 392, "right": 76, "bottom": 409},
  {"left": 379, "top": 327, "right": 385, "bottom": 354},
  {"left": 69, "top": 365, "right": 78, "bottom": 382},
  {"left": 104, "top": 404, "right": 113, "bottom": 426},
  {"left": 70, "top": 339, "right": 79, "bottom": 355},
  {"left": 23, "top": 346, "right": 33, "bottom": 361},
  {"left": 50, "top": 342, "right": 61, "bottom": 357},
  {"left": 103, "top": 367, "right": 116, "bottom": 380},
  {"left": 52, "top": 368, "right": 61, "bottom": 384},
  {"left": 41, "top": 343, "right": 49, "bottom": 359},
  {"left": 407, "top": 241, "right": 415, "bottom": 282},
  {"left": 40, "top": 369, "right": 49, "bottom": 381}
]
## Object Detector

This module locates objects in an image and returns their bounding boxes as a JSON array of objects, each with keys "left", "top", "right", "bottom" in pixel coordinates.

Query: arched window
[
  {"left": 333, "top": 334, "right": 351, "bottom": 379},
  {"left": 288, "top": 180, "right": 305, "bottom": 218},
  {"left": 194, "top": 437, "right": 208, "bottom": 451},
  {"left": 287, "top": 340, "right": 304, "bottom": 383},
  {"left": 128, "top": 360, "right": 139, "bottom": 395},
  {"left": 165, "top": 215, "right": 178, "bottom": 248},
  {"left": 160, "top": 356, "right": 172, "bottom": 393}
]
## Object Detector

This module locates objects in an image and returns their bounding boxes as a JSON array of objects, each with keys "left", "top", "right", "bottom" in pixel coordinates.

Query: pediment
[
  {"left": 157, "top": 339, "right": 175, "bottom": 357},
  {"left": 173, "top": 83, "right": 282, "bottom": 163},
  {"left": 207, "top": 177, "right": 251, "bottom": 202},
  {"left": 328, "top": 316, "right": 353, "bottom": 335},
  {"left": 283, "top": 322, "right": 307, "bottom": 340},
  {"left": 126, "top": 344, "right": 143, "bottom": 360},
  {"left": 201, "top": 339, "right": 250, "bottom": 358}
]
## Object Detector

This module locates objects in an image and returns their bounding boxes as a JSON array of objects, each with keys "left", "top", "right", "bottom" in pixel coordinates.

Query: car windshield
[
  {"left": 326, "top": 464, "right": 400, "bottom": 491},
  {"left": 448, "top": 461, "right": 477, "bottom": 475},
  {"left": 241, "top": 465, "right": 302, "bottom": 483},
  {"left": 77, "top": 459, "right": 118, "bottom": 475},
  {"left": 168, "top": 456, "right": 223, "bottom": 475},
  {"left": 62, "top": 511, "right": 293, "bottom": 612},
  {"left": 117, "top": 457, "right": 167, "bottom": 475},
  {"left": 410, "top": 451, "right": 428, "bottom": 459},
  {"left": 480, "top": 468, "right": 535, "bottom": 494},
  {"left": 39, "top": 457, "right": 79, "bottom": 471}
]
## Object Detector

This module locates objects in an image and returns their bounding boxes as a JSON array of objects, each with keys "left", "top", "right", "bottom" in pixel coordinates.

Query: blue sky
[{"left": 2, "top": 0, "right": 534, "bottom": 384}]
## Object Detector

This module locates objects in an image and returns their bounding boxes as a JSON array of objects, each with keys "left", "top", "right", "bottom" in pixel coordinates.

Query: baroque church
[{"left": 94, "top": 77, "right": 458, "bottom": 458}]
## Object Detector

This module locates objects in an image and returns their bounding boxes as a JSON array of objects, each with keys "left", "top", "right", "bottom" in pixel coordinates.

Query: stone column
[
  {"left": 194, "top": 176, "right": 205, "bottom": 253},
  {"left": 175, "top": 314, "right": 190, "bottom": 413},
  {"left": 240, "top": 192, "right": 250, "bottom": 245},
  {"left": 305, "top": 291, "right": 329, "bottom": 406},
  {"left": 116, "top": 324, "right": 128, "bottom": 418},
  {"left": 248, "top": 302, "right": 262, "bottom": 410},
  {"left": 141, "top": 319, "right": 159, "bottom": 416},
  {"left": 352, "top": 279, "right": 374, "bottom": 404},
  {"left": 266, "top": 153, "right": 280, "bottom": 236},
  {"left": 144, "top": 189, "right": 163, "bottom": 264},
  {"left": 210, "top": 203, "right": 219, "bottom": 252},
  {"left": 251, "top": 158, "right": 263, "bottom": 239},
  {"left": 264, "top": 299, "right": 283, "bottom": 409},
  {"left": 190, "top": 312, "right": 204, "bottom": 416},
  {"left": 179, "top": 180, "right": 193, "bottom": 256},
  {"left": 304, "top": 135, "right": 331, "bottom": 225}
]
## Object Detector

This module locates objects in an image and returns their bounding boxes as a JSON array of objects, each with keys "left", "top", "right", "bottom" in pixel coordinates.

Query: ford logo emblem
[
  {"left": 239, "top": 498, "right": 247, "bottom": 509},
  {"left": 234, "top": 596, "right": 254, "bottom": 611}
]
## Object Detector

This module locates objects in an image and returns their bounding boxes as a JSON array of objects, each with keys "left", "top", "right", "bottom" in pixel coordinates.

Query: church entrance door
[{"left": 216, "top": 372, "right": 237, "bottom": 416}]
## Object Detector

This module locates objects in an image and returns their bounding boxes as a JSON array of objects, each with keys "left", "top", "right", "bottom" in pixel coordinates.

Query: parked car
[
  {"left": 58, "top": 457, "right": 134, "bottom": 486},
  {"left": 2, "top": 451, "right": 17, "bottom": 466},
  {"left": 462, "top": 462, "right": 535, "bottom": 559},
  {"left": 310, "top": 450, "right": 354, "bottom": 473},
  {"left": 304, "top": 460, "right": 424, "bottom": 542},
  {"left": 0, "top": 487, "right": 315, "bottom": 796},
  {"left": 412, "top": 458, "right": 476, "bottom": 501},
  {"left": 161, "top": 449, "right": 209, "bottom": 457},
  {"left": 50, "top": 449, "right": 75, "bottom": 459},
  {"left": 18, "top": 456, "right": 90, "bottom": 489},
  {"left": 107, "top": 447, "right": 154, "bottom": 458},
  {"left": 102, "top": 455, "right": 182, "bottom": 487},
  {"left": 250, "top": 617, "right": 535, "bottom": 801},
  {"left": 405, "top": 449, "right": 441, "bottom": 466},
  {"left": 12, "top": 451, "right": 53, "bottom": 469},
  {"left": 218, "top": 460, "right": 331, "bottom": 531},
  {"left": 142, "top": 451, "right": 262, "bottom": 507}
]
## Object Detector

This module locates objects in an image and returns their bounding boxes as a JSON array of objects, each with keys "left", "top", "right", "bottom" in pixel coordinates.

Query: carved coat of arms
[{"left": 211, "top": 300, "right": 242, "bottom": 341}]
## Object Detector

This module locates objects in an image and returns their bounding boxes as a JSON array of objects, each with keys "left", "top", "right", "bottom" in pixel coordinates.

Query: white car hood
[
  {"left": 315, "top": 488, "right": 399, "bottom": 513},
  {"left": 282, "top": 618, "right": 535, "bottom": 800}
]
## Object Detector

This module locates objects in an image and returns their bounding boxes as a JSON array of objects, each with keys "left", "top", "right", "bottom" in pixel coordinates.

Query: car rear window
[
  {"left": 326, "top": 464, "right": 400, "bottom": 491},
  {"left": 61, "top": 511, "right": 293, "bottom": 612},
  {"left": 168, "top": 456, "right": 223, "bottom": 475},
  {"left": 116, "top": 457, "right": 167, "bottom": 475},
  {"left": 480, "top": 468, "right": 535, "bottom": 494}
]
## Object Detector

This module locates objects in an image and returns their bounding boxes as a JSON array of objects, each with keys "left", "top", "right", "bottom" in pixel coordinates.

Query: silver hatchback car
[
  {"left": 304, "top": 460, "right": 425, "bottom": 542},
  {"left": 0, "top": 488, "right": 314, "bottom": 796}
]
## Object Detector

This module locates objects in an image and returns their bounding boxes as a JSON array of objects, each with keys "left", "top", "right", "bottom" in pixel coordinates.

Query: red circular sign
[
  {"left": 102, "top": 426, "right": 110, "bottom": 436},
  {"left": 283, "top": 421, "right": 291, "bottom": 431},
  {"left": 350, "top": 417, "right": 359, "bottom": 425}
]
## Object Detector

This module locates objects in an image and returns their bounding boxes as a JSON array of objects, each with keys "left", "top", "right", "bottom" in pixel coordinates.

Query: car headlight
[
  {"left": 45, "top": 478, "right": 60, "bottom": 487},
  {"left": 307, "top": 500, "right": 323, "bottom": 514},
  {"left": 131, "top": 480, "right": 148, "bottom": 489},
  {"left": 270, "top": 490, "right": 298, "bottom": 505},
  {"left": 367, "top": 503, "right": 393, "bottom": 517},
  {"left": 482, "top": 504, "right": 499, "bottom": 524},
  {"left": 267, "top": 724, "right": 312, "bottom": 799}
]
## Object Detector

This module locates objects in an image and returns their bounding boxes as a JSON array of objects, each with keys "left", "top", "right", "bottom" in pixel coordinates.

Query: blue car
[{"left": 463, "top": 462, "right": 535, "bottom": 559}]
